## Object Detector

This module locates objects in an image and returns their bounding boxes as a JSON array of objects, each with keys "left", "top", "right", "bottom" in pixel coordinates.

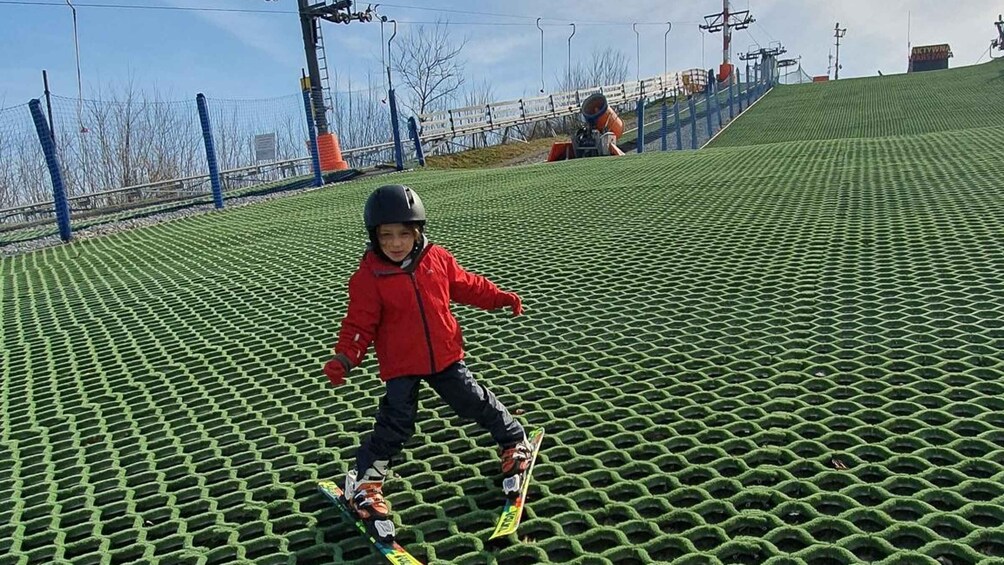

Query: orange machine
[
  {"left": 547, "top": 93, "right": 625, "bottom": 162},
  {"left": 718, "top": 63, "right": 734, "bottom": 83}
]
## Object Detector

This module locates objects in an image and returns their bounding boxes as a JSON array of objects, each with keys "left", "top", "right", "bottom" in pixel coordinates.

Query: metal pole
[
  {"left": 756, "top": 61, "right": 762, "bottom": 99},
  {"left": 834, "top": 23, "right": 846, "bottom": 80},
  {"left": 42, "top": 70, "right": 55, "bottom": 139},
  {"left": 705, "top": 86, "right": 714, "bottom": 139},
  {"left": 636, "top": 97, "right": 645, "bottom": 153},
  {"left": 663, "top": 21, "right": 672, "bottom": 153},
  {"left": 389, "top": 90, "right": 403, "bottom": 170},
  {"left": 728, "top": 70, "right": 735, "bottom": 120},
  {"left": 567, "top": 23, "right": 575, "bottom": 89},
  {"left": 407, "top": 117, "right": 425, "bottom": 167},
  {"left": 715, "top": 80, "right": 723, "bottom": 129},
  {"left": 751, "top": 63, "right": 758, "bottom": 103},
  {"left": 661, "top": 100, "right": 668, "bottom": 151},
  {"left": 745, "top": 61, "right": 751, "bottom": 108},
  {"left": 736, "top": 67, "right": 743, "bottom": 112},
  {"left": 537, "top": 18, "right": 545, "bottom": 93},
  {"left": 674, "top": 95, "right": 682, "bottom": 150},
  {"left": 65, "top": 0, "right": 84, "bottom": 131},
  {"left": 301, "top": 90, "right": 324, "bottom": 187},
  {"left": 29, "top": 99, "right": 72, "bottom": 242},
  {"left": 387, "top": 20, "right": 403, "bottom": 171},
  {"left": 298, "top": 0, "right": 329, "bottom": 134},
  {"left": 835, "top": 24, "right": 841, "bottom": 80},
  {"left": 196, "top": 93, "right": 225, "bottom": 208},
  {"left": 688, "top": 95, "right": 698, "bottom": 150},
  {"left": 633, "top": 23, "right": 640, "bottom": 82},
  {"left": 664, "top": 22, "right": 672, "bottom": 80},
  {"left": 722, "top": 0, "right": 730, "bottom": 69}
]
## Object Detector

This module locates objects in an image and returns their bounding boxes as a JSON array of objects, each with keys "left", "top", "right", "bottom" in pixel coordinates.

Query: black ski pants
[{"left": 355, "top": 360, "right": 525, "bottom": 475}]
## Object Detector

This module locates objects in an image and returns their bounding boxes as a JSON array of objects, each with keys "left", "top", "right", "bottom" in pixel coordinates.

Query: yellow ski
[
  {"left": 489, "top": 427, "right": 546, "bottom": 540},
  {"left": 317, "top": 480, "right": 423, "bottom": 565}
]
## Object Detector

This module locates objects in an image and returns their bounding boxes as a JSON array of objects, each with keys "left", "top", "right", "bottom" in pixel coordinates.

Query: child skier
[{"left": 323, "top": 184, "right": 532, "bottom": 542}]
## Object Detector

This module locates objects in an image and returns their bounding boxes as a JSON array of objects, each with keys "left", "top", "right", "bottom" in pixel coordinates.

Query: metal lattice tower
[
  {"left": 296, "top": 0, "right": 380, "bottom": 135},
  {"left": 700, "top": 0, "right": 754, "bottom": 77},
  {"left": 834, "top": 23, "right": 847, "bottom": 79}
]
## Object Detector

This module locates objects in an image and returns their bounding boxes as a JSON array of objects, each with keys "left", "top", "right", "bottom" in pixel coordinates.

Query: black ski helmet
[{"left": 363, "top": 184, "right": 426, "bottom": 232}]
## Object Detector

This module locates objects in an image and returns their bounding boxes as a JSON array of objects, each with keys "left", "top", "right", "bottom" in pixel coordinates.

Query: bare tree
[
  {"left": 328, "top": 68, "right": 392, "bottom": 153},
  {"left": 0, "top": 80, "right": 324, "bottom": 214},
  {"left": 542, "top": 46, "right": 632, "bottom": 137},
  {"left": 588, "top": 47, "right": 630, "bottom": 87},
  {"left": 392, "top": 19, "right": 467, "bottom": 117},
  {"left": 0, "top": 105, "right": 50, "bottom": 209}
]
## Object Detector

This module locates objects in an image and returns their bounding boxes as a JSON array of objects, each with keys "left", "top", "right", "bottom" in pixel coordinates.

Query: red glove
[
  {"left": 502, "top": 292, "right": 523, "bottom": 316},
  {"left": 323, "top": 355, "right": 350, "bottom": 386}
]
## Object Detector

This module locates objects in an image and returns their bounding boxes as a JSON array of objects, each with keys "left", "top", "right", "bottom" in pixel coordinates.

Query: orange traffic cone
[{"left": 317, "top": 132, "right": 348, "bottom": 171}]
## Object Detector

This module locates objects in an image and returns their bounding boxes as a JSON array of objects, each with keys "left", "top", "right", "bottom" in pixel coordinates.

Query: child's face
[{"left": 377, "top": 223, "right": 417, "bottom": 262}]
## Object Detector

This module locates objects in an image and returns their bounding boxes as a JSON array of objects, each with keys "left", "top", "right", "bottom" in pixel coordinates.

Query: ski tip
[{"left": 317, "top": 480, "right": 343, "bottom": 498}]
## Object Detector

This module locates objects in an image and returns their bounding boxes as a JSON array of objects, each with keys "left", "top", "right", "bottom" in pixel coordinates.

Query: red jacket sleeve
[
  {"left": 334, "top": 268, "right": 381, "bottom": 367},
  {"left": 445, "top": 249, "right": 508, "bottom": 311}
]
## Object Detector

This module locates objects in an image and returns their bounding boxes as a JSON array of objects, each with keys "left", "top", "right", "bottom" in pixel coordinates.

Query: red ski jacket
[{"left": 334, "top": 243, "right": 513, "bottom": 381}]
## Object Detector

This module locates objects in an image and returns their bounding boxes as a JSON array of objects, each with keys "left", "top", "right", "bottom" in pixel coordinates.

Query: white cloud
[{"left": 466, "top": 34, "right": 536, "bottom": 66}]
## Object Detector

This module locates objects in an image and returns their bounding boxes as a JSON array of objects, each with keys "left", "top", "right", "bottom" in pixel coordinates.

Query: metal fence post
[
  {"left": 756, "top": 64, "right": 763, "bottom": 99},
  {"left": 636, "top": 97, "right": 645, "bottom": 153},
  {"left": 737, "top": 68, "right": 744, "bottom": 113},
  {"left": 715, "top": 81, "right": 723, "bottom": 129},
  {"left": 28, "top": 99, "right": 72, "bottom": 242},
  {"left": 688, "top": 96, "right": 698, "bottom": 150},
  {"left": 728, "top": 73, "right": 735, "bottom": 120},
  {"left": 196, "top": 93, "right": 225, "bottom": 208},
  {"left": 388, "top": 87, "right": 404, "bottom": 171},
  {"left": 747, "top": 65, "right": 753, "bottom": 108},
  {"left": 705, "top": 87, "right": 714, "bottom": 139},
  {"left": 661, "top": 99, "right": 668, "bottom": 151},
  {"left": 300, "top": 90, "right": 324, "bottom": 188},
  {"left": 408, "top": 117, "right": 426, "bottom": 167},
  {"left": 674, "top": 96, "right": 682, "bottom": 151}
]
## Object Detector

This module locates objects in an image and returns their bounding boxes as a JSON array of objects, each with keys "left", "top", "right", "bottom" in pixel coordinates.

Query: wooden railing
[{"left": 417, "top": 69, "right": 708, "bottom": 142}]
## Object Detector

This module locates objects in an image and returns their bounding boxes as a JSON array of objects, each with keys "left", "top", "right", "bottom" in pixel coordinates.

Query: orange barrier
[
  {"left": 547, "top": 141, "right": 574, "bottom": 162},
  {"left": 317, "top": 132, "right": 348, "bottom": 171}
]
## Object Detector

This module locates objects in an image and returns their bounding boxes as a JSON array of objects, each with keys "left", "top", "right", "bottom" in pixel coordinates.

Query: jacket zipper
[{"left": 410, "top": 272, "right": 437, "bottom": 374}]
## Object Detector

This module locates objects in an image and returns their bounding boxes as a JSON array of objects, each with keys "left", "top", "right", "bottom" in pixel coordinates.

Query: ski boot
[
  {"left": 344, "top": 461, "right": 395, "bottom": 543},
  {"left": 499, "top": 437, "right": 534, "bottom": 500}
]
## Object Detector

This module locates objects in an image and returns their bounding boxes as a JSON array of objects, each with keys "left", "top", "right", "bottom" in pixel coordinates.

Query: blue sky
[{"left": 2, "top": 0, "right": 1002, "bottom": 109}]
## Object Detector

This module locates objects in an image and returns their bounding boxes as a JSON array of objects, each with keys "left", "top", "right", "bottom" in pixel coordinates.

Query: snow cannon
[
  {"left": 580, "top": 93, "right": 624, "bottom": 139},
  {"left": 546, "top": 92, "right": 625, "bottom": 162}
]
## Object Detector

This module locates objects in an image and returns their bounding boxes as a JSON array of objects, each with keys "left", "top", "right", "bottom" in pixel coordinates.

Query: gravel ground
[{"left": 495, "top": 148, "right": 553, "bottom": 168}]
